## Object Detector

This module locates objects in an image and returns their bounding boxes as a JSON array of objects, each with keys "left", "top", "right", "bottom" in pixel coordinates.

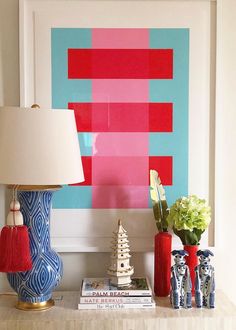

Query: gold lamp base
[{"left": 16, "top": 299, "right": 55, "bottom": 311}]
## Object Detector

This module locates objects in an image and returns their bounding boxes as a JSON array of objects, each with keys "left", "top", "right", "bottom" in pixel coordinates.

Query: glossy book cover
[{"left": 81, "top": 278, "right": 152, "bottom": 297}]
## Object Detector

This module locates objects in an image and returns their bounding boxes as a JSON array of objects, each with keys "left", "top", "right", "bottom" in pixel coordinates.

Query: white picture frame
[{"left": 20, "top": 0, "right": 216, "bottom": 252}]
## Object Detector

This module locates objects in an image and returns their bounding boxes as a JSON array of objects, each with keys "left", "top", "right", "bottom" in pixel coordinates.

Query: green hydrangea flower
[{"left": 167, "top": 195, "right": 211, "bottom": 245}]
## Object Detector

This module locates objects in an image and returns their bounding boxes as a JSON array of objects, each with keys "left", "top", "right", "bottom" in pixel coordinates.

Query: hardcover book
[
  {"left": 78, "top": 300, "right": 156, "bottom": 310},
  {"left": 81, "top": 277, "right": 152, "bottom": 297},
  {"left": 79, "top": 295, "right": 153, "bottom": 304}
]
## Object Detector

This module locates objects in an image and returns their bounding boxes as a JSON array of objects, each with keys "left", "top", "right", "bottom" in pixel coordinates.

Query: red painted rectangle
[
  {"left": 149, "top": 156, "right": 173, "bottom": 185},
  {"left": 68, "top": 49, "right": 173, "bottom": 79},
  {"left": 68, "top": 103, "right": 92, "bottom": 132},
  {"left": 70, "top": 156, "right": 92, "bottom": 186},
  {"left": 70, "top": 156, "right": 172, "bottom": 186},
  {"left": 149, "top": 49, "right": 173, "bottom": 78},
  {"left": 68, "top": 49, "right": 92, "bottom": 79},
  {"left": 149, "top": 103, "right": 173, "bottom": 132}
]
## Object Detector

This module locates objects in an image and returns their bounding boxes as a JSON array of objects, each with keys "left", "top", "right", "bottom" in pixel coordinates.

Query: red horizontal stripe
[
  {"left": 68, "top": 49, "right": 173, "bottom": 79},
  {"left": 69, "top": 103, "right": 172, "bottom": 132},
  {"left": 70, "top": 156, "right": 172, "bottom": 186}
]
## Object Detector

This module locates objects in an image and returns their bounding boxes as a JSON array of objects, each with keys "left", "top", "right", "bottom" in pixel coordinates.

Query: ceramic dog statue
[
  {"left": 195, "top": 249, "right": 215, "bottom": 308},
  {"left": 170, "top": 250, "right": 192, "bottom": 309}
]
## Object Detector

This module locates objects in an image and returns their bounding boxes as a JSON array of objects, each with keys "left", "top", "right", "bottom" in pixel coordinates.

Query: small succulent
[
  {"left": 167, "top": 195, "right": 211, "bottom": 245},
  {"left": 150, "top": 170, "right": 169, "bottom": 232}
]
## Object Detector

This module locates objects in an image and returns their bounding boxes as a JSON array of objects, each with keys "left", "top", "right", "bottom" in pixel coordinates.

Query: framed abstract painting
[{"left": 20, "top": 0, "right": 215, "bottom": 251}]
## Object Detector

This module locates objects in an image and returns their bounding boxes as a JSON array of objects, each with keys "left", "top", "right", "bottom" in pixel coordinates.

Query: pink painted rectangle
[
  {"left": 92, "top": 156, "right": 149, "bottom": 185},
  {"left": 92, "top": 80, "right": 149, "bottom": 103},
  {"left": 92, "top": 133, "right": 149, "bottom": 156},
  {"left": 92, "top": 103, "right": 149, "bottom": 132},
  {"left": 92, "top": 186, "right": 149, "bottom": 208},
  {"left": 92, "top": 28, "right": 149, "bottom": 49}
]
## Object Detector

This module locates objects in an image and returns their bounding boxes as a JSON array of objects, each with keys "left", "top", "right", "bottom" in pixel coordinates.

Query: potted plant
[
  {"left": 150, "top": 170, "right": 171, "bottom": 297},
  {"left": 167, "top": 195, "right": 211, "bottom": 292}
]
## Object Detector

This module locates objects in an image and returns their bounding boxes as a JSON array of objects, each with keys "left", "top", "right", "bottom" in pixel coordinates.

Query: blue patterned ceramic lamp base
[{"left": 7, "top": 188, "right": 63, "bottom": 310}]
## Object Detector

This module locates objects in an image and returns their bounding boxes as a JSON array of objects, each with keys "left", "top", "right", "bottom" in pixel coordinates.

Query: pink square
[
  {"left": 92, "top": 186, "right": 149, "bottom": 208},
  {"left": 92, "top": 156, "right": 149, "bottom": 186},
  {"left": 92, "top": 133, "right": 149, "bottom": 156},
  {"left": 92, "top": 28, "right": 149, "bottom": 49},
  {"left": 92, "top": 80, "right": 149, "bottom": 103}
]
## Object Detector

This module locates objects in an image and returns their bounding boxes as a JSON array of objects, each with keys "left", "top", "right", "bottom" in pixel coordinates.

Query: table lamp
[{"left": 0, "top": 106, "right": 84, "bottom": 310}]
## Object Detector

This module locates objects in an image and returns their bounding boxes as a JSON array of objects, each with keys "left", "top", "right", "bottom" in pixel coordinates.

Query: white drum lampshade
[
  {"left": 0, "top": 107, "right": 84, "bottom": 185},
  {"left": 0, "top": 106, "right": 84, "bottom": 311}
]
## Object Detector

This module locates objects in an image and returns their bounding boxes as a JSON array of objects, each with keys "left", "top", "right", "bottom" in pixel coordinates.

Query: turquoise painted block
[
  {"left": 149, "top": 28, "right": 189, "bottom": 205},
  {"left": 53, "top": 186, "right": 92, "bottom": 209},
  {"left": 148, "top": 184, "right": 185, "bottom": 208},
  {"left": 78, "top": 133, "right": 92, "bottom": 156},
  {"left": 51, "top": 28, "right": 92, "bottom": 108}
]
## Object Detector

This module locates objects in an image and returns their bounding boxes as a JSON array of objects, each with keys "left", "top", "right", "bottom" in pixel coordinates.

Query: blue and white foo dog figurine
[
  {"left": 170, "top": 250, "right": 192, "bottom": 309},
  {"left": 195, "top": 249, "right": 215, "bottom": 308}
]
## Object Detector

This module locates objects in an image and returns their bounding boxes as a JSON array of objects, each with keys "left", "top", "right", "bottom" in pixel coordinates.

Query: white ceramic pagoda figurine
[{"left": 107, "top": 219, "right": 134, "bottom": 287}]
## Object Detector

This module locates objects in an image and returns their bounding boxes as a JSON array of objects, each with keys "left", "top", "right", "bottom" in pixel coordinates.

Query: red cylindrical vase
[
  {"left": 154, "top": 232, "right": 172, "bottom": 297},
  {"left": 184, "top": 245, "right": 198, "bottom": 293}
]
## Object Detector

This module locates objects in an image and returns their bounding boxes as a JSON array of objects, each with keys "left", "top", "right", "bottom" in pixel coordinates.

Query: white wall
[
  {"left": 0, "top": 0, "right": 20, "bottom": 292},
  {"left": 0, "top": 0, "right": 235, "bottom": 304},
  {"left": 214, "top": 0, "right": 236, "bottom": 304}
]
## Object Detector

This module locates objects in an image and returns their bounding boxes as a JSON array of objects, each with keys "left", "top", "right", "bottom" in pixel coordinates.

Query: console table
[{"left": 0, "top": 291, "right": 235, "bottom": 330}]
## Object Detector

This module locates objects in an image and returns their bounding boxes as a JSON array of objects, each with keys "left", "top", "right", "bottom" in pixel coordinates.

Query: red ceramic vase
[
  {"left": 154, "top": 232, "right": 172, "bottom": 297},
  {"left": 184, "top": 245, "right": 198, "bottom": 293}
]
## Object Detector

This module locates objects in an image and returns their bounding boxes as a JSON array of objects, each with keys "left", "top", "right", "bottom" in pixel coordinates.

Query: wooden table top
[{"left": 0, "top": 291, "right": 235, "bottom": 330}]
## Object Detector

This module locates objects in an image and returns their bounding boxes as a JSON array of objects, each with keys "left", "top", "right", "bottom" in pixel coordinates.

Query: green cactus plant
[{"left": 150, "top": 169, "right": 169, "bottom": 232}]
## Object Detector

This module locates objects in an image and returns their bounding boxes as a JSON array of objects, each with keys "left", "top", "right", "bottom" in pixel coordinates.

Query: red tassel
[
  {"left": 0, "top": 188, "right": 32, "bottom": 273},
  {"left": 0, "top": 226, "right": 13, "bottom": 272},
  {"left": 12, "top": 225, "right": 32, "bottom": 272},
  {"left": 0, "top": 225, "right": 32, "bottom": 273}
]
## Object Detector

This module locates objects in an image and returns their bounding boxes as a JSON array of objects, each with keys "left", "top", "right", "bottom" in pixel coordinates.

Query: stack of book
[{"left": 78, "top": 277, "right": 156, "bottom": 310}]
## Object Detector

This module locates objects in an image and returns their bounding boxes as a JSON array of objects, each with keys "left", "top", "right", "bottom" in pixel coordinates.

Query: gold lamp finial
[{"left": 31, "top": 104, "right": 40, "bottom": 109}]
